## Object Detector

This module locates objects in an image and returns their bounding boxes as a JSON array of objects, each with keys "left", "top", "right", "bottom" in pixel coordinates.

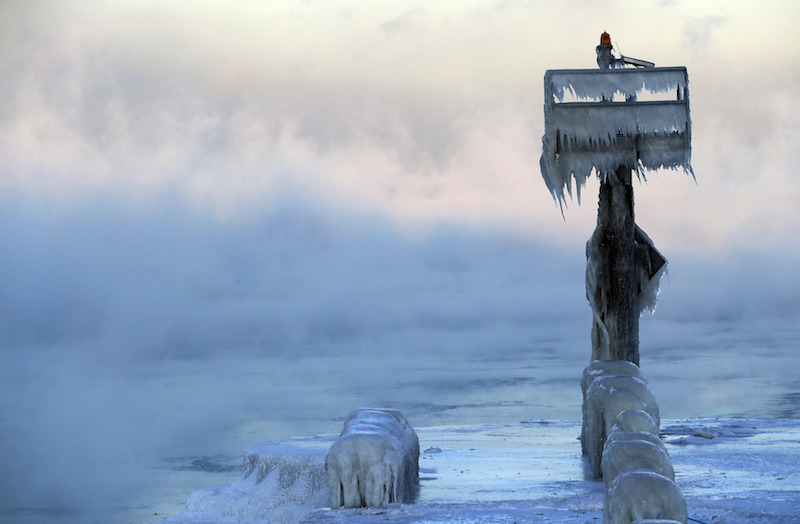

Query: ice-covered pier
[{"left": 161, "top": 418, "right": 800, "bottom": 523}]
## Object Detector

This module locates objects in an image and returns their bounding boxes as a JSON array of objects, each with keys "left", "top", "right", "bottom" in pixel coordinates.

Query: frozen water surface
[
  {"left": 1, "top": 204, "right": 798, "bottom": 524},
  {"left": 162, "top": 419, "right": 800, "bottom": 523}
]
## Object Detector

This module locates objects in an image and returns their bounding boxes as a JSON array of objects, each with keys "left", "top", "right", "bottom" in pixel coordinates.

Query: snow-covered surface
[{"left": 162, "top": 418, "right": 800, "bottom": 523}]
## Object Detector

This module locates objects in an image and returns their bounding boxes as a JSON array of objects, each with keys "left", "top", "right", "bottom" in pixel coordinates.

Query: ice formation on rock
[
  {"left": 611, "top": 410, "right": 659, "bottom": 435},
  {"left": 605, "top": 471, "right": 688, "bottom": 524},
  {"left": 606, "top": 428, "right": 666, "bottom": 455},
  {"left": 580, "top": 361, "right": 647, "bottom": 455},
  {"left": 541, "top": 67, "right": 692, "bottom": 210},
  {"left": 601, "top": 439, "right": 675, "bottom": 487},
  {"left": 583, "top": 376, "right": 660, "bottom": 478},
  {"left": 581, "top": 360, "right": 645, "bottom": 401},
  {"left": 325, "top": 408, "right": 419, "bottom": 509},
  {"left": 172, "top": 441, "right": 330, "bottom": 522}
]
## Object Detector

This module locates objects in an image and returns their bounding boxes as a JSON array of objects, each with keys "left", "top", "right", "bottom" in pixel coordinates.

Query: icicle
[{"left": 541, "top": 67, "right": 692, "bottom": 208}]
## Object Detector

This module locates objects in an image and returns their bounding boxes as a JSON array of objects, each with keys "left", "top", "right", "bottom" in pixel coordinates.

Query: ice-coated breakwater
[{"left": 161, "top": 418, "right": 800, "bottom": 524}]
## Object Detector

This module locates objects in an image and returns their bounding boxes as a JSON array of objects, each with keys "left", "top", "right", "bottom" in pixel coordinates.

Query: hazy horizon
[{"left": 2, "top": 1, "right": 799, "bottom": 522}]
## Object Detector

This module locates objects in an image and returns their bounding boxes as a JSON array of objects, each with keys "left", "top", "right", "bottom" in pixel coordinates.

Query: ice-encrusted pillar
[
  {"left": 592, "top": 166, "right": 639, "bottom": 365},
  {"left": 540, "top": 45, "right": 691, "bottom": 367}
]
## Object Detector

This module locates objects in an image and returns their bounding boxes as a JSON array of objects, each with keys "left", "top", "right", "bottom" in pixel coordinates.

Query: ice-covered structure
[
  {"left": 162, "top": 439, "right": 331, "bottom": 522},
  {"left": 325, "top": 408, "right": 420, "bottom": 509},
  {"left": 581, "top": 359, "right": 645, "bottom": 401},
  {"left": 605, "top": 470, "right": 688, "bottom": 524},
  {"left": 580, "top": 360, "right": 648, "bottom": 455},
  {"left": 540, "top": 59, "right": 691, "bottom": 366},
  {"left": 160, "top": 419, "right": 800, "bottom": 523},
  {"left": 606, "top": 426, "right": 665, "bottom": 457},
  {"left": 540, "top": 66, "right": 692, "bottom": 207},
  {"left": 586, "top": 225, "right": 668, "bottom": 362},
  {"left": 611, "top": 409, "right": 659, "bottom": 435},
  {"left": 583, "top": 375, "right": 660, "bottom": 478},
  {"left": 601, "top": 438, "right": 674, "bottom": 487}
]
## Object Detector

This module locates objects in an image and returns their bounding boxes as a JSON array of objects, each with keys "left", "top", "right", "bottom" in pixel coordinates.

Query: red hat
[{"left": 600, "top": 32, "right": 612, "bottom": 46}]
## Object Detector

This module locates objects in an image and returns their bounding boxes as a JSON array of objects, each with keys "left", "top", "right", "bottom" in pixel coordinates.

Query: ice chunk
[
  {"left": 611, "top": 410, "right": 659, "bottom": 435},
  {"left": 581, "top": 360, "right": 646, "bottom": 401},
  {"left": 164, "top": 438, "right": 331, "bottom": 523},
  {"left": 606, "top": 428, "right": 667, "bottom": 454},
  {"left": 580, "top": 361, "right": 647, "bottom": 455},
  {"left": 583, "top": 376, "right": 660, "bottom": 479},
  {"left": 602, "top": 438, "right": 674, "bottom": 487},
  {"left": 325, "top": 408, "right": 420, "bottom": 509},
  {"left": 605, "top": 471, "right": 687, "bottom": 524}
]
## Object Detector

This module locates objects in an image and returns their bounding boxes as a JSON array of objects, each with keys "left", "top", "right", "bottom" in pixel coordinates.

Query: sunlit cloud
[{"left": 2, "top": 0, "right": 797, "bottom": 257}]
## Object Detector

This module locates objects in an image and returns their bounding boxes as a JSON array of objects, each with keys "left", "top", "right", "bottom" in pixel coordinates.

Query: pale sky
[{"left": 1, "top": 0, "right": 799, "bottom": 256}]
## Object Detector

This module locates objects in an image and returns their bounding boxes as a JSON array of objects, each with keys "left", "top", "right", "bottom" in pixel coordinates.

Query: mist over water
[
  {"left": 1, "top": 195, "right": 798, "bottom": 523},
  {"left": 2, "top": 3, "right": 799, "bottom": 522}
]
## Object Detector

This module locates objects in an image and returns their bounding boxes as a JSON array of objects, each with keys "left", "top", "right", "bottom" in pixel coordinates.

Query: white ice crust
[
  {"left": 580, "top": 360, "right": 647, "bottom": 456},
  {"left": 162, "top": 440, "right": 330, "bottom": 523},
  {"left": 548, "top": 68, "right": 689, "bottom": 103},
  {"left": 602, "top": 438, "right": 675, "bottom": 487},
  {"left": 161, "top": 419, "right": 800, "bottom": 523},
  {"left": 581, "top": 360, "right": 645, "bottom": 401},
  {"left": 540, "top": 67, "right": 692, "bottom": 209},
  {"left": 325, "top": 408, "right": 420, "bottom": 508},
  {"left": 583, "top": 375, "right": 660, "bottom": 478},
  {"left": 605, "top": 470, "right": 688, "bottom": 524}
]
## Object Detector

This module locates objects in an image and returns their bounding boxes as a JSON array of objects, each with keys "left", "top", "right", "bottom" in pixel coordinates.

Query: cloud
[
  {"left": 2, "top": 1, "right": 798, "bottom": 255},
  {"left": 681, "top": 14, "right": 729, "bottom": 54},
  {"left": 380, "top": 7, "right": 426, "bottom": 36}
]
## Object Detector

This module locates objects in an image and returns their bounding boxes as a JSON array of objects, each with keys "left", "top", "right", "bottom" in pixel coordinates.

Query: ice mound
[
  {"left": 601, "top": 438, "right": 675, "bottom": 487},
  {"left": 160, "top": 437, "right": 333, "bottom": 523},
  {"left": 326, "top": 408, "right": 420, "bottom": 508},
  {"left": 605, "top": 470, "right": 687, "bottom": 524},
  {"left": 584, "top": 375, "right": 660, "bottom": 478}
]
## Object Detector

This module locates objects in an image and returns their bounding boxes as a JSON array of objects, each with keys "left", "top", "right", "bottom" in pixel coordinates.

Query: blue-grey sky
[{"left": 2, "top": 0, "right": 798, "bottom": 255}]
